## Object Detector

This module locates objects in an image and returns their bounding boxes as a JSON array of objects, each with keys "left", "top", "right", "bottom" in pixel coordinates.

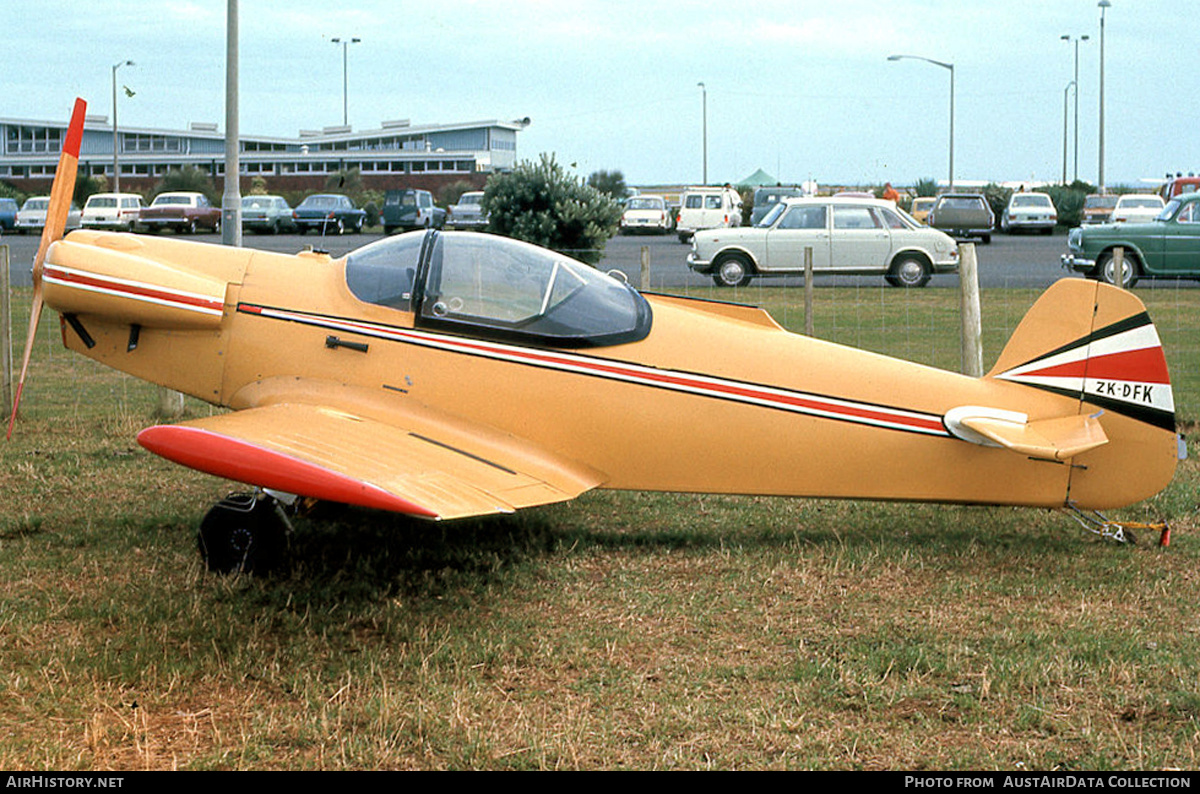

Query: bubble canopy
[{"left": 345, "top": 231, "right": 652, "bottom": 348}]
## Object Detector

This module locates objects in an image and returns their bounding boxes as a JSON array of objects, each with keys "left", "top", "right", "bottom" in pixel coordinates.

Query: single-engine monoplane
[{"left": 9, "top": 100, "right": 1184, "bottom": 570}]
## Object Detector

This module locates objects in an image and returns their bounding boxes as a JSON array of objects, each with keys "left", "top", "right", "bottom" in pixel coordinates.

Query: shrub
[
  {"left": 483, "top": 154, "right": 622, "bottom": 265},
  {"left": 153, "top": 167, "right": 217, "bottom": 204}
]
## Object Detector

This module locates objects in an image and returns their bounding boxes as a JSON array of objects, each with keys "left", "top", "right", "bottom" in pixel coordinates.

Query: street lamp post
[
  {"left": 888, "top": 54, "right": 954, "bottom": 189},
  {"left": 111, "top": 59, "right": 134, "bottom": 193},
  {"left": 1098, "top": 1, "right": 1111, "bottom": 193},
  {"left": 697, "top": 82, "right": 707, "bottom": 185},
  {"left": 1062, "top": 81, "right": 1075, "bottom": 184},
  {"left": 331, "top": 36, "right": 361, "bottom": 127},
  {"left": 1060, "top": 34, "right": 1089, "bottom": 183}
]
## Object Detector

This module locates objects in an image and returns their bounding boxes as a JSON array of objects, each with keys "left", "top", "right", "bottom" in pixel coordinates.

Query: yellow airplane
[{"left": 8, "top": 100, "right": 1185, "bottom": 571}]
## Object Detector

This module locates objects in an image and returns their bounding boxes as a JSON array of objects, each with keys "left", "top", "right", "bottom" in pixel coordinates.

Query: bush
[
  {"left": 914, "top": 178, "right": 939, "bottom": 198},
  {"left": 483, "top": 154, "right": 622, "bottom": 265},
  {"left": 586, "top": 169, "right": 629, "bottom": 200}
]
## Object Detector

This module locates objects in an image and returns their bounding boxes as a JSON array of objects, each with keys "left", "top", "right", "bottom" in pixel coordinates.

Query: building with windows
[{"left": 1, "top": 113, "right": 529, "bottom": 196}]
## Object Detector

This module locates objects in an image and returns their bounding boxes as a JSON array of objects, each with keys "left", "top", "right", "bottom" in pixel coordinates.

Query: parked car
[
  {"left": 382, "top": 188, "right": 444, "bottom": 233},
  {"left": 927, "top": 193, "right": 994, "bottom": 243},
  {"left": 750, "top": 186, "right": 804, "bottom": 225},
  {"left": 1000, "top": 192, "right": 1057, "bottom": 234},
  {"left": 619, "top": 195, "right": 673, "bottom": 234},
  {"left": 446, "top": 190, "right": 488, "bottom": 230},
  {"left": 1082, "top": 194, "right": 1118, "bottom": 225},
  {"left": 241, "top": 195, "right": 295, "bottom": 234},
  {"left": 293, "top": 194, "right": 367, "bottom": 235},
  {"left": 15, "top": 196, "right": 83, "bottom": 234},
  {"left": 1061, "top": 191, "right": 1200, "bottom": 287},
  {"left": 138, "top": 191, "right": 221, "bottom": 234},
  {"left": 0, "top": 198, "right": 17, "bottom": 231},
  {"left": 1110, "top": 194, "right": 1165, "bottom": 224},
  {"left": 81, "top": 193, "right": 144, "bottom": 231},
  {"left": 676, "top": 185, "right": 742, "bottom": 243},
  {"left": 688, "top": 196, "right": 959, "bottom": 288},
  {"left": 1158, "top": 174, "right": 1200, "bottom": 201},
  {"left": 908, "top": 196, "right": 937, "bottom": 224}
]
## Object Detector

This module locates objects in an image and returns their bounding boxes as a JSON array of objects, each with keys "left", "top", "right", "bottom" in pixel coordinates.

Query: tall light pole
[
  {"left": 697, "top": 82, "right": 707, "bottom": 185},
  {"left": 888, "top": 54, "right": 954, "bottom": 189},
  {"left": 1060, "top": 34, "right": 1089, "bottom": 183},
  {"left": 1062, "top": 81, "right": 1075, "bottom": 184},
  {"left": 111, "top": 59, "right": 134, "bottom": 193},
  {"left": 331, "top": 36, "right": 361, "bottom": 127},
  {"left": 1097, "top": 0, "right": 1111, "bottom": 193}
]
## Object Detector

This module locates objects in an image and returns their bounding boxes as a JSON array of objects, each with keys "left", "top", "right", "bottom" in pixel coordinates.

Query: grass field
[{"left": 1, "top": 283, "right": 1198, "bottom": 770}]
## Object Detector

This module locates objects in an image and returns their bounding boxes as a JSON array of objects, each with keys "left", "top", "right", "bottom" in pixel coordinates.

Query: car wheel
[
  {"left": 712, "top": 254, "right": 753, "bottom": 288},
  {"left": 888, "top": 255, "right": 931, "bottom": 288},
  {"left": 1097, "top": 250, "right": 1139, "bottom": 288},
  {"left": 187, "top": 220, "right": 198, "bottom": 234},
  {"left": 335, "top": 219, "right": 345, "bottom": 235},
  {"left": 678, "top": 232, "right": 691, "bottom": 244},
  {"left": 981, "top": 234, "right": 992, "bottom": 244}
]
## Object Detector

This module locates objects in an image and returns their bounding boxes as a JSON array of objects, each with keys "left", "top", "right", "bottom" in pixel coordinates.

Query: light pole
[
  {"left": 888, "top": 54, "right": 954, "bottom": 189},
  {"left": 331, "top": 36, "right": 361, "bottom": 126},
  {"left": 1097, "top": 1, "right": 1111, "bottom": 193},
  {"left": 1060, "top": 34, "right": 1089, "bottom": 183},
  {"left": 697, "top": 82, "right": 707, "bottom": 185},
  {"left": 1062, "top": 81, "right": 1075, "bottom": 184},
  {"left": 111, "top": 59, "right": 134, "bottom": 193}
]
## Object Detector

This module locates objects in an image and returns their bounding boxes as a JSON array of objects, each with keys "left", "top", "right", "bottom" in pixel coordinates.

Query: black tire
[
  {"left": 197, "top": 493, "right": 287, "bottom": 575},
  {"left": 712, "top": 254, "right": 753, "bottom": 287},
  {"left": 1097, "top": 250, "right": 1139, "bottom": 288},
  {"left": 187, "top": 220, "right": 198, "bottom": 235},
  {"left": 335, "top": 218, "right": 346, "bottom": 235},
  {"left": 981, "top": 234, "right": 992, "bottom": 244},
  {"left": 888, "top": 255, "right": 932, "bottom": 288}
]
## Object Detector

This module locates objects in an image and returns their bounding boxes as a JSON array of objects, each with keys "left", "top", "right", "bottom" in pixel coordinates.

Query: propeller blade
[{"left": 6, "top": 97, "right": 86, "bottom": 440}]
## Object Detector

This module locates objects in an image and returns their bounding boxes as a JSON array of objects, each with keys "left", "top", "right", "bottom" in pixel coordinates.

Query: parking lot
[{"left": 1, "top": 226, "right": 1187, "bottom": 291}]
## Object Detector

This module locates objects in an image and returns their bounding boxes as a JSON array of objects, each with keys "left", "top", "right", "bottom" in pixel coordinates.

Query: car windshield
[
  {"left": 301, "top": 196, "right": 337, "bottom": 208},
  {"left": 939, "top": 197, "right": 983, "bottom": 210},
  {"left": 457, "top": 194, "right": 482, "bottom": 206},
  {"left": 344, "top": 231, "right": 651, "bottom": 348},
  {"left": 23, "top": 199, "right": 48, "bottom": 210},
  {"left": 153, "top": 195, "right": 191, "bottom": 205},
  {"left": 1011, "top": 194, "right": 1051, "bottom": 208},
  {"left": 89, "top": 198, "right": 117, "bottom": 208},
  {"left": 1085, "top": 196, "right": 1118, "bottom": 209},
  {"left": 1159, "top": 200, "right": 1183, "bottom": 222},
  {"left": 1120, "top": 197, "right": 1162, "bottom": 208},
  {"left": 758, "top": 202, "right": 788, "bottom": 227},
  {"left": 626, "top": 198, "right": 664, "bottom": 210},
  {"left": 243, "top": 197, "right": 274, "bottom": 208}
]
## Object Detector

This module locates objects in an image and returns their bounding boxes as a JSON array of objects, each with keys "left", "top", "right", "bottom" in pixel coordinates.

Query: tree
[
  {"left": 586, "top": 169, "right": 629, "bottom": 200},
  {"left": 483, "top": 154, "right": 622, "bottom": 265},
  {"left": 914, "top": 178, "right": 939, "bottom": 197},
  {"left": 153, "top": 166, "right": 216, "bottom": 204}
]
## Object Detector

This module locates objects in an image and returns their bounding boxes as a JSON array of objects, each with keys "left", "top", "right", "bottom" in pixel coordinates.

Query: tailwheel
[
  {"left": 1064, "top": 504, "right": 1171, "bottom": 547},
  {"left": 198, "top": 491, "right": 291, "bottom": 574}
]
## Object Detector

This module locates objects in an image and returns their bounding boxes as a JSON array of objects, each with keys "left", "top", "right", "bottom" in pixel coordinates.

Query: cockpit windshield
[{"left": 344, "top": 231, "right": 652, "bottom": 347}]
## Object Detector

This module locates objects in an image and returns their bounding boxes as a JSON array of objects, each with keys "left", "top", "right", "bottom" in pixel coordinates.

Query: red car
[{"left": 138, "top": 191, "right": 221, "bottom": 234}]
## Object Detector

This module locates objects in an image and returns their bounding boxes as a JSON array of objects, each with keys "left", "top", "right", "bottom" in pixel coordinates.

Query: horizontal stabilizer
[{"left": 945, "top": 405, "right": 1108, "bottom": 461}]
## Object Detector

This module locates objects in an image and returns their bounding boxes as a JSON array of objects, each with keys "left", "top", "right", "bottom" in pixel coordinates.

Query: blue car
[
  {"left": 292, "top": 194, "right": 367, "bottom": 235},
  {"left": 0, "top": 198, "right": 18, "bottom": 232}
]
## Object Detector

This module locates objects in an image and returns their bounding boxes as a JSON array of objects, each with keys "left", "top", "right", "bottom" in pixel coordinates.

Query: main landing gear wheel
[{"left": 197, "top": 492, "right": 289, "bottom": 574}]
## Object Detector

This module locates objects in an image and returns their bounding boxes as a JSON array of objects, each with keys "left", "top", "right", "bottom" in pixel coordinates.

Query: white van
[
  {"left": 676, "top": 186, "right": 743, "bottom": 243},
  {"left": 81, "top": 193, "right": 144, "bottom": 231}
]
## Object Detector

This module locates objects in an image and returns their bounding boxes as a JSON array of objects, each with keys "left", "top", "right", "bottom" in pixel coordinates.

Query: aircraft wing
[{"left": 137, "top": 403, "right": 605, "bottom": 520}]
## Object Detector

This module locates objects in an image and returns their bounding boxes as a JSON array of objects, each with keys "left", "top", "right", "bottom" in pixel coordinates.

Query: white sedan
[
  {"left": 1111, "top": 194, "right": 1165, "bottom": 224},
  {"left": 688, "top": 196, "right": 959, "bottom": 287}
]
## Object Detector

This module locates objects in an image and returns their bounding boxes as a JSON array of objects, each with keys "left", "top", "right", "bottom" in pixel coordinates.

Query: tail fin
[{"left": 987, "top": 279, "right": 1174, "bottom": 432}]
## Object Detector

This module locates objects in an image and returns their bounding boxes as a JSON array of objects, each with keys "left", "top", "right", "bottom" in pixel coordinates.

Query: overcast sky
[{"left": 9, "top": 0, "right": 1195, "bottom": 189}]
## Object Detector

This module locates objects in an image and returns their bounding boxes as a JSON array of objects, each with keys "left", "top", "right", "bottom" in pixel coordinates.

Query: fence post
[
  {"left": 803, "top": 246, "right": 814, "bottom": 336},
  {"left": 959, "top": 243, "right": 983, "bottom": 377},
  {"left": 1, "top": 245, "right": 11, "bottom": 411},
  {"left": 640, "top": 245, "right": 650, "bottom": 291}
]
